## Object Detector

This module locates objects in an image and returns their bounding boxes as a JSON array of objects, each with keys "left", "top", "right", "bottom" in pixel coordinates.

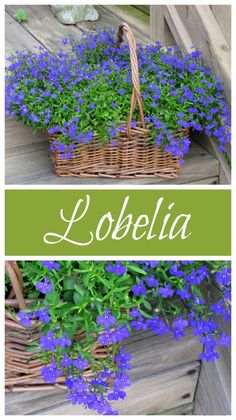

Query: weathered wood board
[
  {"left": 173, "top": 5, "right": 230, "bottom": 104},
  {"left": 150, "top": 5, "right": 179, "bottom": 45},
  {"left": 210, "top": 5, "right": 231, "bottom": 46},
  {"left": 101, "top": 5, "right": 150, "bottom": 37},
  {"left": 5, "top": 118, "right": 219, "bottom": 185},
  {"left": 5, "top": 12, "right": 42, "bottom": 59},
  {"left": 5, "top": 144, "right": 219, "bottom": 186},
  {"left": 6, "top": 5, "right": 83, "bottom": 53},
  {"left": 194, "top": 285, "right": 231, "bottom": 415},
  {"left": 77, "top": 6, "right": 152, "bottom": 46},
  {"left": 5, "top": 329, "right": 201, "bottom": 415},
  {"left": 35, "top": 362, "right": 200, "bottom": 415}
]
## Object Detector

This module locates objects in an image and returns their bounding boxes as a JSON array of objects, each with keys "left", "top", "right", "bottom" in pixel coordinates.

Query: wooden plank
[
  {"left": 190, "top": 5, "right": 230, "bottom": 103},
  {"left": 5, "top": 12, "right": 42, "bottom": 59},
  {"left": 5, "top": 120, "right": 220, "bottom": 186},
  {"left": 5, "top": 328, "right": 201, "bottom": 414},
  {"left": 6, "top": 5, "right": 83, "bottom": 53},
  {"left": 124, "top": 329, "right": 202, "bottom": 381},
  {"left": 5, "top": 392, "right": 194, "bottom": 415},
  {"left": 189, "top": 177, "right": 218, "bottom": 185},
  {"left": 210, "top": 5, "right": 231, "bottom": 47},
  {"left": 35, "top": 402, "right": 194, "bottom": 416},
  {"left": 194, "top": 361, "right": 231, "bottom": 414},
  {"left": 101, "top": 5, "right": 150, "bottom": 38},
  {"left": 149, "top": 5, "right": 175, "bottom": 45},
  {"left": 206, "top": 139, "right": 230, "bottom": 184},
  {"left": 160, "top": 402, "right": 194, "bottom": 415},
  {"left": 5, "top": 389, "right": 68, "bottom": 415},
  {"left": 174, "top": 5, "right": 231, "bottom": 104},
  {"left": 77, "top": 362, "right": 199, "bottom": 414},
  {"left": 5, "top": 140, "right": 219, "bottom": 185},
  {"left": 192, "top": 132, "right": 230, "bottom": 185},
  {"left": 194, "top": 284, "right": 231, "bottom": 414},
  {"left": 76, "top": 6, "right": 151, "bottom": 46},
  {"left": 5, "top": 118, "right": 48, "bottom": 150},
  {"left": 163, "top": 6, "right": 194, "bottom": 54},
  {"left": 35, "top": 362, "right": 200, "bottom": 415},
  {"left": 163, "top": 5, "right": 231, "bottom": 183}
]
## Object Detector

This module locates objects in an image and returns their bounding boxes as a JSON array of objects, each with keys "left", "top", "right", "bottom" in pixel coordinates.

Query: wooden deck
[
  {"left": 5, "top": 5, "right": 220, "bottom": 185},
  {"left": 5, "top": 329, "right": 202, "bottom": 415}
]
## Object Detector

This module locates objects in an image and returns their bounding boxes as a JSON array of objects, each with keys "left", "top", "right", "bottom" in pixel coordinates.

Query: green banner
[{"left": 5, "top": 189, "right": 231, "bottom": 256}]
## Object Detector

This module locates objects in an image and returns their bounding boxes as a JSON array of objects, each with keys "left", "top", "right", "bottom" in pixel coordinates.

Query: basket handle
[
  {"left": 8, "top": 261, "right": 23, "bottom": 299},
  {"left": 5, "top": 261, "right": 26, "bottom": 310},
  {"left": 116, "top": 22, "right": 145, "bottom": 136}
]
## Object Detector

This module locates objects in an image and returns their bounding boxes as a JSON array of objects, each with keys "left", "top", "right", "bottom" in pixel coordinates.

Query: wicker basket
[
  {"left": 49, "top": 23, "right": 189, "bottom": 179},
  {"left": 5, "top": 262, "right": 112, "bottom": 392}
]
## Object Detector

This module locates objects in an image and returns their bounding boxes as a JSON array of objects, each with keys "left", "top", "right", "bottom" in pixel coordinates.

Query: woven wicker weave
[
  {"left": 49, "top": 23, "right": 189, "bottom": 179},
  {"left": 5, "top": 262, "right": 112, "bottom": 392}
]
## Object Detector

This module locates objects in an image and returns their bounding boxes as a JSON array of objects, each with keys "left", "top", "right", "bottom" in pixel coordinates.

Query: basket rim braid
[
  {"left": 5, "top": 261, "right": 113, "bottom": 393},
  {"left": 49, "top": 23, "right": 189, "bottom": 179}
]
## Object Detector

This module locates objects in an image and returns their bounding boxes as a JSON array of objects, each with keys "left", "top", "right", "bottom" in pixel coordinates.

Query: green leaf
[
  {"left": 63, "top": 323, "right": 77, "bottom": 340},
  {"left": 142, "top": 299, "right": 152, "bottom": 311},
  {"left": 63, "top": 290, "right": 74, "bottom": 302},
  {"left": 126, "top": 264, "right": 147, "bottom": 275},
  {"left": 139, "top": 309, "right": 153, "bottom": 319},
  {"left": 28, "top": 290, "right": 40, "bottom": 299},
  {"left": 45, "top": 291, "right": 59, "bottom": 306},
  {"left": 82, "top": 272, "right": 90, "bottom": 288},
  {"left": 26, "top": 345, "right": 40, "bottom": 352},
  {"left": 74, "top": 284, "right": 85, "bottom": 296},
  {"left": 73, "top": 291, "right": 83, "bottom": 306},
  {"left": 63, "top": 277, "right": 76, "bottom": 290}
]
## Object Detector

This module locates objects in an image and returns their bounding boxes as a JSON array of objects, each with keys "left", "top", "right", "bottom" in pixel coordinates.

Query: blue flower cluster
[
  {"left": 16, "top": 260, "right": 231, "bottom": 415},
  {"left": 6, "top": 29, "right": 230, "bottom": 162},
  {"left": 66, "top": 348, "right": 131, "bottom": 415},
  {"left": 41, "top": 260, "right": 60, "bottom": 271},
  {"left": 36, "top": 277, "right": 54, "bottom": 294},
  {"left": 18, "top": 307, "right": 51, "bottom": 327},
  {"left": 17, "top": 261, "right": 60, "bottom": 325}
]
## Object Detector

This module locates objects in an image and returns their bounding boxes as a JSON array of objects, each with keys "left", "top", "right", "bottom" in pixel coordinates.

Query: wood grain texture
[
  {"left": 6, "top": 5, "right": 83, "bottom": 53},
  {"left": 163, "top": 5, "right": 192, "bottom": 52},
  {"left": 73, "top": 6, "right": 151, "bottom": 46},
  {"left": 5, "top": 329, "right": 201, "bottom": 415},
  {"left": 5, "top": 12, "right": 42, "bottom": 59},
  {"left": 210, "top": 5, "right": 231, "bottom": 47},
  {"left": 192, "top": 131, "right": 231, "bottom": 184},
  {"left": 124, "top": 328, "right": 202, "bottom": 381},
  {"left": 149, "top": 5, "right": 174, "bottom": 44},
  {"left": 101, "top": 5, "right": 149, "bottom": 37},
  {"left": 36, "top": 362, "right": 200, "bottom": 415},
  {"left": 194, "top": 285, "right": 231, "bottom": 415},
  {"left": 5, "top": 145, "right": 219, "bottom": 185},
  {"left": 5, "top": 119, "right": 219, "bottom": 185},
  {"left": 6, "top": 362, "right": 200, "bottom": 415},
  {"left": 174, "top": 5, "right": 231, "bottom": 104}
]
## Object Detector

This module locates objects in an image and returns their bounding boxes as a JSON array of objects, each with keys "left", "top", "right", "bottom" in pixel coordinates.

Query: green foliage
[
  {"left": 4, "top": 260, "right": 231, "bottom": 415},
  {"left": 14, "top": 8, "right": 27, "bottom": 24},
  {"left": 6, "top": 29, "right": 230, "bottom": 157}
]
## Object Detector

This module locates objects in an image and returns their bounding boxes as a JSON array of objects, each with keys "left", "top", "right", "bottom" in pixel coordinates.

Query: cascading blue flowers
[
  {"left": 6, "top": 29, "right": 230, "bottom": 163},
  {"left": 15, "top": 260, "right": 231, "bottom": 415}
]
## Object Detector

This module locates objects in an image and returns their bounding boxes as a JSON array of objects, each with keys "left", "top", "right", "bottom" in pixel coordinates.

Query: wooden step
[
  {"left": 5, "top": 117, "right": 219, "bottom": 185},
  {"left": 5, "top": 329, "right": 201, "bottom": 415}
]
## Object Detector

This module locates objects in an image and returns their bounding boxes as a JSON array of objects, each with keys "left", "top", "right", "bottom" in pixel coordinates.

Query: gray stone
[{"left": 51, "top": 5, "right": 99, "bottom": 24}]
